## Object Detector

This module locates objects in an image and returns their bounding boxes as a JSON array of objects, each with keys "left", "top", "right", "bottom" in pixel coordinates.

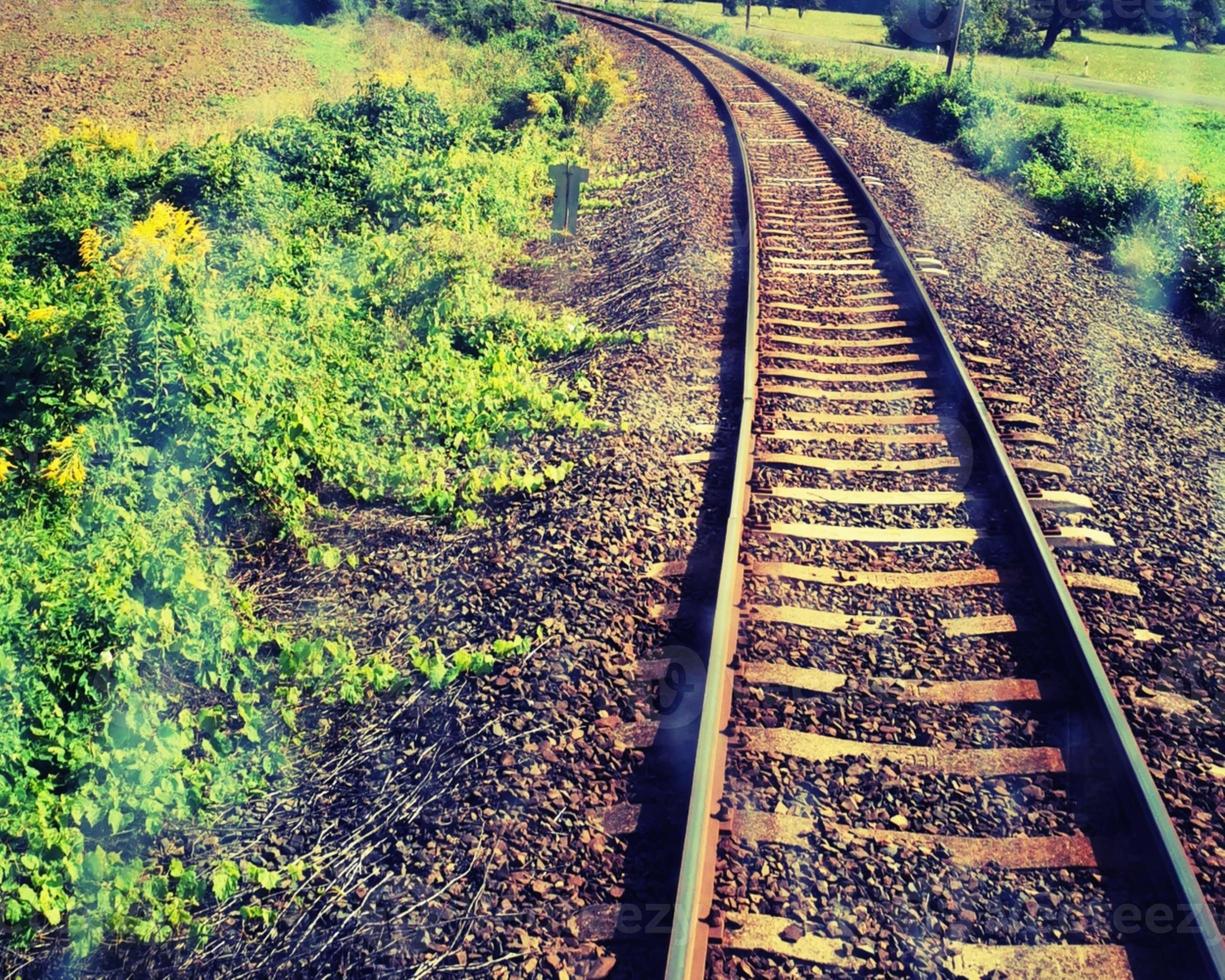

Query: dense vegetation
[
  {"left": 0, "top": 0, "right": 624, "bottom": 957},
  {"left": 286, "top": 0, "right": 566, "bottom": 38},
  {"left": 634, "top": 4, "right": 1225, "bottom": 333}
]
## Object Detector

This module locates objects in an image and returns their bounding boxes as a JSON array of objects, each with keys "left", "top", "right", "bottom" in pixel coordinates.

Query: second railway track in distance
[{"left": 557, "top": 5, "right": 1225, "bottom": 979}]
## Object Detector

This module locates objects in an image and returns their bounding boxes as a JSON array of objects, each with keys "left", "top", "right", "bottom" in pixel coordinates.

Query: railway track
[{"left": 555, "top": 5, "right": 1225, "bottom": 978}]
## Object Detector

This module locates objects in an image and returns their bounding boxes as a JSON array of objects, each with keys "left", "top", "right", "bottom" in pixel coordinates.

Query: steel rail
[{"left": 553, "top": 4, "right": 1225, "bottom": 977}]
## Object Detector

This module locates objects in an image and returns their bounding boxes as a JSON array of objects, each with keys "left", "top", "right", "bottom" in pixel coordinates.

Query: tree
[
  {"left": 786, "top": 0, "right": 821, "bottom": 15},
  {"left": 978, "top": 0, "right": 1044, "bottom": 54},
  {"left": 1037, "top": 0, "right": 1100, "bottom": 52},
  {"left": 1168, "top": 0, "right": 1222, "bottom": 47},
  {"left": 885, "top": 0, "right": 1047, "bottom": 55},
  {"left": 884, "top": 0, "right": 962, "bottom": 49}
]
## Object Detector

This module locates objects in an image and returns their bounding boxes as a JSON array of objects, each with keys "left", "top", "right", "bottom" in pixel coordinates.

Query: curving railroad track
[{"left": 555, "top": 5, "right": 1225, "bottom": 978}]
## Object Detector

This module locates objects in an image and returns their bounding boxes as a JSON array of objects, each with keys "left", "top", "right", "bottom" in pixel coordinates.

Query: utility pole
[
  {"left": 945, "top": 0, "right": 967, "bottom": 76},
  {"left": 746, "top": 0, "right": 752, "bottom": 30}
]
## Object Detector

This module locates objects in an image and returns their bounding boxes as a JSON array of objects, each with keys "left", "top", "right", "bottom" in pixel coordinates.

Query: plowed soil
[{"left": 0, "top": 0, "right": 314, "bottom": 156}]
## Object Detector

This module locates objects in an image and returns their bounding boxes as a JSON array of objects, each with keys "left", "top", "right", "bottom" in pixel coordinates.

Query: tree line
[
  {"left": 701, "top": 0, "right": 1223, "bottom": 50},
  {"left": 886, "top": 0, "right": 1222, "bottom": 54}
]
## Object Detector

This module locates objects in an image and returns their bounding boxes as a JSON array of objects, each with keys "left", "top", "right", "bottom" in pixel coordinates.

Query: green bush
[
  {"left": 1127, "top": 173, "right": 1225, "bottom": 320},
  {"left": 10, "top": 123, "right": 158, "bottom": 274},
  {"left": 280, "top": 0, "right": 562, "bottom": 35},
  {"left": 956, "top": 108, "right": 1029, "bottom": 174},
  {"left": 863, "top": 59, "right": 929, "bottom": 112},
  {"left": 1036, "top": 158, "right": 1156, "bottom": 240},
  {"left": 894, "top": 71, "right": 997, "bottom": 140},
  {"left": 637, "top": 3, "right": 734, "bottom": 41},
  {"left": 393, "top": 0, "right": 561, "bottom": 42},
  {"left": 0, "top": 11, "right": 626, "bottom": 954},
  {"left": 1027, "top": 118, "right": 1078, "bottom": 171},
  {"left": 1018, "top": 83, "right": 1089, "bottom": 107}
]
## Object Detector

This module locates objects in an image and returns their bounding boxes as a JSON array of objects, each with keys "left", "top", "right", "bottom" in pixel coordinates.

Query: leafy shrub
[
  {"left": 1027, "top": 118, "right": 1078, "bottom": 171},
  {"left": 285, "top": 0, "right": 375, "bottom": 21},
  {"left": 0, "top": 12, "right": 622, "bottom": 954},
  {"left": 1126, "top": 173, "right": 1225, "bottom": 322},
  {"left": 863, "top": 60, "right": 930, "bottom": 113},
  {"left": 1019, "top": 83, "right": 1089, "bottom": 107},
  {"left": 956, "top": 109, "right": 1032, "bottom": 174},
  {"left": 894, "top": 71, "right": 997, "bottom": 140},
  {"left": 278, "top": 0, "right": 561, "bottom": 35},
  {"left": 11, "top": 119, "right": 158, "bottom": 272},
  {"left": 240, "top": 82, "right": 457, "bottom": 215},
  {"left": 1034, "top": 158, "right": 1157, "bottom": 240},
  {"left": 393, "top": 0, "right": 560, "bottom": 42},
  {"left": 538, "top": 30, "right": 627, "bottom": 128},
  {"left": 638, "top": 3, "right": 734, "bottom": 41},
  {"left": 1112, "top": 227, "right": 1173, "bottom": 306}
]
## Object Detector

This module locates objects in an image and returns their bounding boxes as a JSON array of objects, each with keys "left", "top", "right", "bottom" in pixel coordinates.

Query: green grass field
[
  {"left": 630, "top": 2, "right": 1225, "bottom": 101},
  {"left": 1018, "top": 95, "right": 1225, "bottom": 187}
]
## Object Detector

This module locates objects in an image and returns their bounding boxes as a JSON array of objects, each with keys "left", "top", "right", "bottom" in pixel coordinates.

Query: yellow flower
[
  {"left": 0, "top": 448, "right": 13, "bottom": 483},
  {"left": 71, "top": 116, "right": 153, "bottom": 156},
  {"left": 43, "top": 117, "right": 153, "bottom": 156},
  {"left": 42, "top": 428, "right": 91, "bottom": 492},
  {"left": 110, "top": 202, "right": 210, "bottom": 290},
  {"left": 79, "top": 227, "right": 104, "bottom": 266},
  {"left": 26, "top": 306, "right": 59, "bottom": 323},
  {"left": 527, "top": 91, "right": 560, "bottom": 117},
  {"left": 375, "top": 69, "right": 408, "bottom": 88}
]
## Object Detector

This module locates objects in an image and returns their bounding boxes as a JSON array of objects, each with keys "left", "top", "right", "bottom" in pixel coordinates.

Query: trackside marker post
[{"left": 549, "top": 162, "right": 589, "bottom": 241}]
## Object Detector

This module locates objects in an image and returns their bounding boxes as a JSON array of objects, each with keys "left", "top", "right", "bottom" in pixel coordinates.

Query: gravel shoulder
[{"left": 735, "top": 49, "right": 1225, "bottom": 923}]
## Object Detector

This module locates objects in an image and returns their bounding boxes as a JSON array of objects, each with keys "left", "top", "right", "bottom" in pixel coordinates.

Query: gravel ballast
[{"left": 726, "top": 46, "right": 1225, "bottom": 925}]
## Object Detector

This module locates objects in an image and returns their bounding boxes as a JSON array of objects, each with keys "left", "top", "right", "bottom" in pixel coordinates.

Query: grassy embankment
[
  {"left": 625, "top": 1, "right": 1225, "bottom": 330},
  {"left": 0, "top": 0, "right": 625, "bottom": 959}
]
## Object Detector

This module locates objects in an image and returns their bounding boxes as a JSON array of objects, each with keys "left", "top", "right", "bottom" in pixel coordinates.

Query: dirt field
[{"left": 0, "top": 0, "right": 391, "bottom": 157}]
